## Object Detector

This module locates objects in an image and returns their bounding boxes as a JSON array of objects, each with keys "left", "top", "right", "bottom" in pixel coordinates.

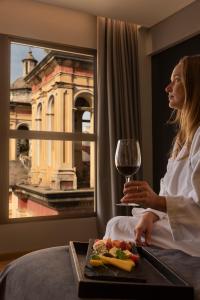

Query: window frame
[{"left": 0, "top": 34, "right": 97, "bottom": 224}]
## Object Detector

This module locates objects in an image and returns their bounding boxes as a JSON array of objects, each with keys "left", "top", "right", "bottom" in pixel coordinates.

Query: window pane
[
  {"left": 10, "top": 42, "right": 95, "bottom": 133},
  {"left": 9, "top": 139, "right": 95, "bottom": 219}
]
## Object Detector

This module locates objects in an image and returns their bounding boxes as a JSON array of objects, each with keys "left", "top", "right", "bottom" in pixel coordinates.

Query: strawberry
[
  {"left": 130, "top": 254, "right": 140, "bottom": 263},
  {"left": 119, "top": 241, "right": 127, "bottom": 250},
  {"left": 124, "top": 241, "right": 132, "bottom": 251},
  {"left": 105, "top": 238, "right": 113, "bottom": 250}
]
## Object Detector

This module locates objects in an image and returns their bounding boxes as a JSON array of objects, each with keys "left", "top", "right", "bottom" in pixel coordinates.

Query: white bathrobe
[{"left": 104, "top": 127, "right": 200, "bottom": 257}]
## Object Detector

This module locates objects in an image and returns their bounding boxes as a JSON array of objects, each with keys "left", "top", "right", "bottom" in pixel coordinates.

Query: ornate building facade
[{"left": 10, "top": 50, "right": 94, "bottom": 192}]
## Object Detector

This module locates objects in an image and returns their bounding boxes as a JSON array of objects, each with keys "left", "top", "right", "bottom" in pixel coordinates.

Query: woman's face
[{"left": 165, "top": 63, "right": 185, "bottom": 110}]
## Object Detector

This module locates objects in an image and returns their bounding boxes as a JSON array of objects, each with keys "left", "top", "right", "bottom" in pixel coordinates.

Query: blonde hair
[{"left": 170, "top": 55, "right": 200, "bottom": 159}]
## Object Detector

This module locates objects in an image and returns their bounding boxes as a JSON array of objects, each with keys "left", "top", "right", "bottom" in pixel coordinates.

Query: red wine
[{"left": 116, "top": 165, "right": 139, "bottom": 176}]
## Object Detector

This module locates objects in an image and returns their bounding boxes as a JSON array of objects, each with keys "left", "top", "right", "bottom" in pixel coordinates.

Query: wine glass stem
[{"left": 126, "top": 176, "right": 131, "bottom": 183}]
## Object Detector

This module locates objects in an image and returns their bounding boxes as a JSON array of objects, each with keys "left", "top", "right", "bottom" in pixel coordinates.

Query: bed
[{"left": 0, "top": 245, "right": 199, "bottom": 300}]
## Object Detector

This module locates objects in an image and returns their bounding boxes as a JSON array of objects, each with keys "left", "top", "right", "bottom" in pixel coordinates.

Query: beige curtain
[{"left": 96, "top": 17, "right": 141, "bottom": 236}]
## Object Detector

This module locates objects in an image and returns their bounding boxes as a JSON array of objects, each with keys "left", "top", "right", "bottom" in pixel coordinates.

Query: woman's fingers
[
  {"left": 135, "top": 221, "right": 153, "bottom": 246},
  {"left": 124, "top": 180, "right": 147, "bottom": 189},
  {"left": 125, "top": 180, "right": 145, "bottom": 187},
  {"left": 124, "top": 186, "right": 144, "bottom": 194},
  {"left": 134, "top": 226, "right": 144, "bottom": 246},
  {"left": 123, "top": 191, "right": 147, "bottom": 199},
  {"left": 145, "top": 227, "right": 152, "bottom": 245},
  {"left": 121, "top": 192, "right": 147, "bottom": 207},
  {"left": 124, "top": 181, "right": 148, "bottom": 195}
]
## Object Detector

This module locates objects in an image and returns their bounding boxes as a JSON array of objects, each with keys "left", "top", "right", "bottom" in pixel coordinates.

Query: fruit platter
[
  {"left": 84, "top": 239, "right": 146, "bottom": 283},
  {"left": 88, "top": 238, "right": 140, "bottom": 272}
]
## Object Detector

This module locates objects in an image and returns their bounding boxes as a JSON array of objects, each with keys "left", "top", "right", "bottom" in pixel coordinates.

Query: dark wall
[{"left": 152, "top": 34, "right": 200, "bottom": 193}]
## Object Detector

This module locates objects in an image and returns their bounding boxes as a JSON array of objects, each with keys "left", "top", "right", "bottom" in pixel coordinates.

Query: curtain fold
[{"left": 97, "top": 17, "right": 141, "bottom": 236}]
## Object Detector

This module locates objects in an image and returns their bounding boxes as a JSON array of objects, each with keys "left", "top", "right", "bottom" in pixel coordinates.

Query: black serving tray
[{"left": 69, "top": 241, "right": 194, "bottom": 299}]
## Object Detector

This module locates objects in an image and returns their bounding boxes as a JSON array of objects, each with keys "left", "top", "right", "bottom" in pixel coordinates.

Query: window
[{"left": 0, "top": 35, "right": 96, "bottom": 222}]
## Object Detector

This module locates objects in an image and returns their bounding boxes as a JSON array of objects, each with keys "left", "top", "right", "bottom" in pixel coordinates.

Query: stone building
[
  {"left": 10, "top": 51, "right": 37, "bottom": 161},
  {"left": 10, "top": 50, "right": 94, "bottom": 192}
]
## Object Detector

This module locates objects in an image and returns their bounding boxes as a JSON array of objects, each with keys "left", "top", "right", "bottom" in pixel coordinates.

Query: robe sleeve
[
  {"left": 144, "top": 178, "right": 167, "bottom": 220},
  {"left": 166, "top": 129, "right": 200, "bottom": 241}
]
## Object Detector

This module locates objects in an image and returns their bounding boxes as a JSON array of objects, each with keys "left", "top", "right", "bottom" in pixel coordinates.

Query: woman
[{"left": 104, "top": 55, "right": 200, "bottom": 257}]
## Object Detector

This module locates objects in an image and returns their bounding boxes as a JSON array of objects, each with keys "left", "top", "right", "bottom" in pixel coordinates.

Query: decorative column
[
  {"left": 50, "top": 83, "right": 76, "bottom": 190},
  {"left": 90, "top": 104, "right": 95, "bottom": 188}
]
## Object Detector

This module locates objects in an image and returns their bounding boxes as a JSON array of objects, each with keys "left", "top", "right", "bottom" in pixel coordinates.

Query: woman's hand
[
  {"left": 134, "top": 212, "right": 159, "bottom": 246},
  {"left": 121, "top": 180, "right": 167, "bottom": 212}
]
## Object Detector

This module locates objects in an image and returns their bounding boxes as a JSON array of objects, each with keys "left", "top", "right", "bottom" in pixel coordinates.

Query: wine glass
[{"left": 115, "top": 139, "right": 141, "bottom": 207}]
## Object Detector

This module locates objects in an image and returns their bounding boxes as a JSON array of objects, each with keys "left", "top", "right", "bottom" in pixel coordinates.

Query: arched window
[
  {"left": 36, "top": 103, "right": 42, "bottom": 130},
  {"left": 47, "top": 96, "right": 55, "bottom": 131},
  {"left": 74, "top": 97, "right": 90, "bottom": 133},
  {"left": 74, "top": 96, "right": 91, "bottom": 188},
  {"left": 47, "top": 96, "right": 55, "bottom": 166},
  {"left": 16, "top": 124, "right": 29, "bottom": 158},
  {"left": 36, "top": 103, "right": 42, "bottom": 166}
]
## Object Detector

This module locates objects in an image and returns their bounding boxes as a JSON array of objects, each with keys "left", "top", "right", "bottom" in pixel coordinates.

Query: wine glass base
[{"left": 116, "top": 203, "right": 142, "bottom": 208}]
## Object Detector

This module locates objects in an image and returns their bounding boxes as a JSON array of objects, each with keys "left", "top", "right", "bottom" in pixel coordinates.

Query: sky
[{"left": 11, "top": 42, "right": 46, "bottom": 83}]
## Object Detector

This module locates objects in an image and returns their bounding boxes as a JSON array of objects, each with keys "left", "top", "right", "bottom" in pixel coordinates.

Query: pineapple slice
[
  {"left": 89, "top": 259, "right": 104, "bottom": 267},
  {"left": 109, "top": 247, "right": 118, "bottom": 257},
  {"left": 100, "top": 256, "right": 135, "bottom": 272},
  {"left": 123, "top": 250, "right": 133, "bottom": 257}
]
